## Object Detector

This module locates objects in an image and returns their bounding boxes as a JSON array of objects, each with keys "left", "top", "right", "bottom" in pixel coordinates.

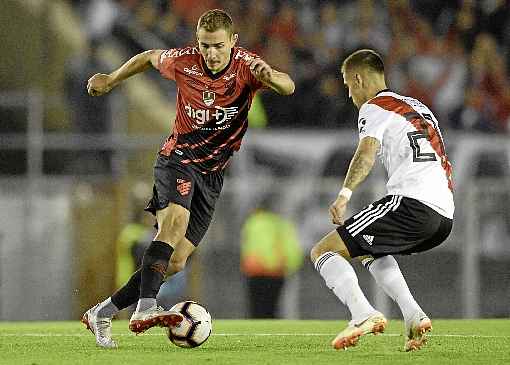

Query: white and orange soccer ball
[{"left": 166, "top": 301, "right": 212, "bottom": 348}]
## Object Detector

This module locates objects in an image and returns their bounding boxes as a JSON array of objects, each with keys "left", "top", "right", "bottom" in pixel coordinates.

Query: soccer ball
[{"left": 166, "top": 301, "right": 212, "bottom": 348}]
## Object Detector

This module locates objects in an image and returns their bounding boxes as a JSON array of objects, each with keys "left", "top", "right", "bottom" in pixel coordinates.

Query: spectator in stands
[
  {"left": 468, "top": 32, "right": 510, "bottom": 132},
  {"left": 74, "top": 0, "right": 510, "bottom": 132},
  {"left": 267, "top": 2, "right": 299, "bottom": 47}
]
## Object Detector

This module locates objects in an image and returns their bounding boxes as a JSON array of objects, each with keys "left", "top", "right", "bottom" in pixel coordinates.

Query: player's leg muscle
[
  {"left": 154, "top": 203, "right": 190, "bottom": 245},
  {"left": 167, "top": 237, "right": 196, "bottom": 275},
  {"left": 310, "top": 229, "right": 352, "bottom": 263}
]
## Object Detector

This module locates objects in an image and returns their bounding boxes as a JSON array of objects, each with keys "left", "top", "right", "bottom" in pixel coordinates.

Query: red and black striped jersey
[{"left": 157, "top": 46, "right": 265, "bottom": 174}]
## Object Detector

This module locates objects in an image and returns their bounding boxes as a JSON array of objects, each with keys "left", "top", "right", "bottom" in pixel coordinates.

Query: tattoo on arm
[
  {"left": 343, "top": 138, "right": 379, "bottom": 191},
  {"left": 344, "top": 153, "right": 374, "bottom": 190}
]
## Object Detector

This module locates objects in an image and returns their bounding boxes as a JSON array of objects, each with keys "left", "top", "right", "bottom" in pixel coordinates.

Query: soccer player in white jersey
[{"left": 310, "top": 49, "right": 454, "bottom": 351}]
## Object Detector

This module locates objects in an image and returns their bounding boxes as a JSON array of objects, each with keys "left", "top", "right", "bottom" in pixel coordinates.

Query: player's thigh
[
  {"left": 146, "top": 154, "right": 195, "bottom": 214},
  {"left": 310, "top": 229, "right": 351, "bottom": 262},
  {"left": 184, "top": 171, "right": 223, "bottom": 246},
  {"left": 154, "top": 203, "right": 191, "bottom": 245},
  {"left": 147, "top": 154, "right": 196, "bottom": 245},
  {"left": 338, "top": 195, "right": 446, "bottom": 258}
]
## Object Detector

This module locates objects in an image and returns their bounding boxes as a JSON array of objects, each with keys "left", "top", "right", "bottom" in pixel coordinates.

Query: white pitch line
[{"left": 0, "top": 333, "right": 508, "bottom": 338}]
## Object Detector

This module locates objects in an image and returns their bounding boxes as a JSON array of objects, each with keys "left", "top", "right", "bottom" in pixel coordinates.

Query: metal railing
[{"left": 1, "top": 91, "right": 509, "bottom": 319}]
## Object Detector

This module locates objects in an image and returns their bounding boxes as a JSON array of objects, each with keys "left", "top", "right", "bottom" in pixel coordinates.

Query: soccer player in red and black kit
[{"left": 81, "top": 9, "right": 295, "bottom": 348}]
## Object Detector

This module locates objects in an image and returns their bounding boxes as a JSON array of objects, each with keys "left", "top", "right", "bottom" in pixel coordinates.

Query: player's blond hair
[
  {"left": 341, "top": 49, "right": 385, "bottom": 75},
  {"left": 197, "top": 9, "right": 234, "bottom": 35}
]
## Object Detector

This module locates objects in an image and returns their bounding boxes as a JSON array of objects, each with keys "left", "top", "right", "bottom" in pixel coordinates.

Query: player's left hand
[
  {"left": 247, "top": 58, "right": 273, "bottom": 83},
  {"left": 329, "top": 196, "right": 348, "bottom": 225}
]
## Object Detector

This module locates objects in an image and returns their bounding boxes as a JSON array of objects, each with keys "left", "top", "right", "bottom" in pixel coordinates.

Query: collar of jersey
[
  {"left": 375, "top": 88, "right": 391, "bottom": 96},
  {"left": 361, "top": 88, "right": 392, "bottom": 109},
  {"left": 200, "top": 48, "right": 234, "bottom": 80}
]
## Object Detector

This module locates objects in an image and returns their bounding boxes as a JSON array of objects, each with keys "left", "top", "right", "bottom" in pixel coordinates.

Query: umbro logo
[
  {"left": 223, "top": 72, "right": 236, "bottom": 81},
  {"left": 363, "top": 234, "right": 374, "bottom": 245},
  {"left": 176, "top": 179, "right": 191, "bottom": 196},
  {"left": 184, "top": 64, "right": 203, "bottom": 77}
]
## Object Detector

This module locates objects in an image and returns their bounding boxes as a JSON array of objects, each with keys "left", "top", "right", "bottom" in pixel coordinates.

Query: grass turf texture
[{"left": 1, "top": 319, "right": 509, "bottom": 365}]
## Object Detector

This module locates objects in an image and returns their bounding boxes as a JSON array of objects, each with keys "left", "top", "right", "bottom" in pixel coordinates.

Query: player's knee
[
  {"left": 142, "top": 241, "right": 174, "bottom": 276},
  {"left": 310, "top": 242, "right": 324, "bottom": 264},
  {"left": 160, "top": 209, "right": 188, "bottom": 230},
  {"left": 169, "top": 258, "right": 186, "bottom": 273},
  {"left": 156, "top": 205, "right": 189, "bottom": 243}
]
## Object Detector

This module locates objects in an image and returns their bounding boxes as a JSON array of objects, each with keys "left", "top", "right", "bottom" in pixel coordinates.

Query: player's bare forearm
[
  {"left": 343, "top": 137, "right": 379, "bottom": 191},
  {"left": 108, "top": 50, "right": 163, "bottom": 87},
  {"left": 266, "top": 70, "right": 295, "bottom": 95},
  {"left": 246, "top": 58, "right": 294, "bottom": 95},
  {"left": 88, "top": 50, "right": 163, "bottom": 96},
  {"left": 344, "top": 153, "right": 374, "bottom": 190}
]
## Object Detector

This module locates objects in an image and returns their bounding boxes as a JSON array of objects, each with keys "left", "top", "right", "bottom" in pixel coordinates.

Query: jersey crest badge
[
  {"left": 203, "top": 90, "right": 215, "bottom": 106},
  {"left": 176, "top": 178, "right": 191, "bottom": 196}
]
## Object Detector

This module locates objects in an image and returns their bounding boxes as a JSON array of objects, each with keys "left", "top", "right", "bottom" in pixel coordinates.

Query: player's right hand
[
  {"left": 87, "top": 73, "right": 113, "bottom": 96},
  {"left": 329, "top": 196, "right": 349, "bottom": 225}
]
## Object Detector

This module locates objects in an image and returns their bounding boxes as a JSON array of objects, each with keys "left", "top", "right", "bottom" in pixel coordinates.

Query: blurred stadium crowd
[{"left": 70, "top": 0, "right": 510, "bottom": 132}]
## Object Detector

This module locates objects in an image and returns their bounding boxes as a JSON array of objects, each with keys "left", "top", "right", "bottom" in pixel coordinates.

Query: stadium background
[{"left": 0, "top": 0, "right": 508, "bottom": 322}]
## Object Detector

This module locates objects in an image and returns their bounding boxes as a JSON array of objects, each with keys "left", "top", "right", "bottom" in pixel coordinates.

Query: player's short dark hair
[
  {"left": 197, "top": 9, "right": 234, "bottom": 35},
  {"left": 341, "top": 49, "right": 384, "bottom": 75}
]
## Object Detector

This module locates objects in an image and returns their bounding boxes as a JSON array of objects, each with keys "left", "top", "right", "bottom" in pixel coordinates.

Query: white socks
[
  {"left": 364, "top": 255, "right": 424, "bottom": 322},
  {"left": 315, "top": 252, "right": 377, "bottom": 324},
  {"left": 135, "top": 298, "right": 157, "bottom": 313},
  {"left": 97, "top": 297, "right": 119, "bottom": 318}
]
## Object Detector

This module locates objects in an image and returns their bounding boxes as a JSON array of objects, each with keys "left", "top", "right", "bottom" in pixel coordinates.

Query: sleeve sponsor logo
[
  {"left": 162, "top": 47, "right": 200, "bottom": 60},
  {"left": 234, "top": 50, "right": 256, "bottom": 63}
]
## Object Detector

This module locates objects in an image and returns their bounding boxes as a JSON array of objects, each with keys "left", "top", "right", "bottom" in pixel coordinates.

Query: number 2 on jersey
[
  {"left": 406, "top": 113, "right": 445, "bottom": 163},
  {"left": 405, "top": 112, "right": 453, "bottom": 191}
]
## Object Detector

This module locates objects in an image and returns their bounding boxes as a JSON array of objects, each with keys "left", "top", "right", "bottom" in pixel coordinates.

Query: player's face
[
  {"left": 197, "top": 28, "right": 237, "bottom": 74},
  {"left": 343, "top": 70, "right": 365, "bottom": 109}
]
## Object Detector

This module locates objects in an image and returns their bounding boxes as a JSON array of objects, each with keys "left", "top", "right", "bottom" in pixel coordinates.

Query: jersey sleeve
[
  {"left": 158, "top": 49, "right": 178, "bottom": 81},
  {"left": 243, "top": 66, "right": 265, "bottom": 91},
  {"left": 236, "top": 49, "right": 265, "bottom": 91},
  {"left": 357, "top": 103, "right": 391, "bottom": 143}
]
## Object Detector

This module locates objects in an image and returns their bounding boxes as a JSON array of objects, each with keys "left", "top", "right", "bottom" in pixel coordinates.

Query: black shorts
[
  {"left": 145, "top": 153, "right": 224, "bottom": 246},
  {"left": 337, "top": 195, "right": 453, "bottom": 258}
]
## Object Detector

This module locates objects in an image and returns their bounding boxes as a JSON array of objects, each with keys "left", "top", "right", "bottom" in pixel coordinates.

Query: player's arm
[
  {"left": 329, "top": 137, "right": 380, "bottom": 225},
  {"left": 87, "top": 50, "right": 164, "bottom": 96},
  {"left": 246, "top": 58, "right": 295, "bottom": 95},
  {"left": 343, "top": 136, "right": 379, "bottom": 191}
]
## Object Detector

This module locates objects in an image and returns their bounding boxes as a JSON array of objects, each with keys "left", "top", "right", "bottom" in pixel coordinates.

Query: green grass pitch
[{"left": 1, "top": 319, "right": 509, "bottom": 365}]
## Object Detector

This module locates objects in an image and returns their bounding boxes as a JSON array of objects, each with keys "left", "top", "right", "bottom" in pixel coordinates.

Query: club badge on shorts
[
  {"left": 176, "top": 179, "right": 191, "bottom": 196},
  {"left": 203, "top": 90, "right": 215, "bottom": 106}
]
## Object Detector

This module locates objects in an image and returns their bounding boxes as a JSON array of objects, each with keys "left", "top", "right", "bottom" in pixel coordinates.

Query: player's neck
[{"left": 366, "top": 81, "right": 388, "bottom": 101}]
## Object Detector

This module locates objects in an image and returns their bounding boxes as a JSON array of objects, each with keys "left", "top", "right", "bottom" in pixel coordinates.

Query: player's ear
[
  {"left": 355, "top": 73, "right": 363, "bottom": 87},
  {"left": 232, "top": 33, "right": 239, "bottom": 46}
]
